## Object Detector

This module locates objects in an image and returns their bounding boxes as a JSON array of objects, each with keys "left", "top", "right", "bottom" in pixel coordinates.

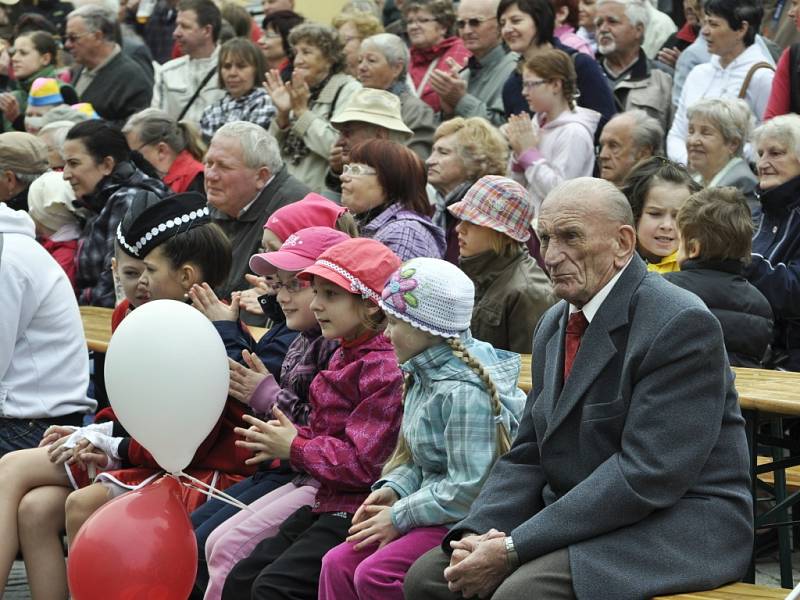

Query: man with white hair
[
  {"left": 595, "top": 0, "right": 672, "bottom": 131},
  {"left": 597, "top": 109, "right": 664, "bottom": 186},
  {"left": 429, "top": 0, "right": 517, "bottom": 126},
  {"left": 205, "top": 121, "right": 309, "bottom": 301}
]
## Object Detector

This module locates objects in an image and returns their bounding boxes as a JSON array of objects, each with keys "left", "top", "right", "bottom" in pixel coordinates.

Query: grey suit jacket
[{"left": 446, "top": 256, "right": 753, "bottom": 599}]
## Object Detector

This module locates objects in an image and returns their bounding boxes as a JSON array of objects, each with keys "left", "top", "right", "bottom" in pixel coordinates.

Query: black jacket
[{"left": 664, "top": 259, "right": 773, "bottom": 368}]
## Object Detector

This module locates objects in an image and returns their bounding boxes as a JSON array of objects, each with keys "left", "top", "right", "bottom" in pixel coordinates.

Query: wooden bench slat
[
  {"left": 654, "top": 582, "right": 787, "bottom": 599},
  {"left": 756, "top": 456, "right": 800, "bottom": 491}
]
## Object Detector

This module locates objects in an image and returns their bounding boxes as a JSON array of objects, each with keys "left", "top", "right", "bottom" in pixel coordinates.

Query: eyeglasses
[
  {"left": 64, "top": 32, "right": 91, "bottom": 44},
  {"left": 456, "top": 17, "right": 494, "bottom": 29},
  {"left": 406, "top": 17, "right": 437, "bottom": 26},
  {"left": 342, "top": 163, "right": 377, "bottom": 177},
  {"left": 522, "top": 79, "right": 550, "bottom": 90},
  {"left": 267, "top": 277, "right": 311, "bottom": 294}
]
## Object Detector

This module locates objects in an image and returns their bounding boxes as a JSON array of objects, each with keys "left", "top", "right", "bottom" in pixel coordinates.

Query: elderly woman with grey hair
[
  {"left": 357, "top": 32, "right": 436, "bottom": 158},
  {"left": 686, "top": 98, "right": 758, "bottom": 213},
  {"left": 266, "top": 22, "right": 362, "bottom": 192}
]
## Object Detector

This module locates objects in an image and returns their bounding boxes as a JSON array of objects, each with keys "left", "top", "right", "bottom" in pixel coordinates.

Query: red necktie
[{"left": 564, "top": 311, "right": 589, "bottom": 381}]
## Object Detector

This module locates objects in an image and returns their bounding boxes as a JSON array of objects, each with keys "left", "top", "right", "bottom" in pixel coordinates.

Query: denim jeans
[{"left": 0, "top": 418, "right": 50, "bottom": 457}]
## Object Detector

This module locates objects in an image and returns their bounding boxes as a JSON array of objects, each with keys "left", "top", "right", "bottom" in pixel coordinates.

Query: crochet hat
[
  {"left": 298, "top": 238, "right": 401, "bottom": 305},
  {"left": 264, "top": 193, "right": 348, "bottom": 240},
  {"left": 27, "top": 171, "right": 78, "bottom": 232},
  {"left": 448, "top": 175, "right": 534, "bottom": 242},
  {"left": 0, "top": 132, "right": 48, "bottom": 176},
  {"left": 330, "top": 89, "right": 413, "bottom": 138},
  {"left": 116, "top": 192, "right": 211, "bottom": 258},
  {"left": 249, "top": 226, "right": 350, "bottom": 275},
  {"left": 28, "top": 78, "right": 64, "bottom": 107},
  {"left": 380, "top": 257, "right": 474, "bottom": 338}
]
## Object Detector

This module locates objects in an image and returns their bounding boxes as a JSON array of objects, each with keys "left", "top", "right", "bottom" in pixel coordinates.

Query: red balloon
[{"left": 67, "top": 475, "right": 198, "bottom": 600}]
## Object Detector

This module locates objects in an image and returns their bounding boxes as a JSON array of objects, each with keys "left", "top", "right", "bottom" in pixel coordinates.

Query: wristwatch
[{"left": 504, "top": 535, "right": 520, "bottom": 570}]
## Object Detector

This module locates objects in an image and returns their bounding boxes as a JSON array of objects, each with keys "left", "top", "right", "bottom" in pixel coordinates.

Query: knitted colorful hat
[
  {"left": 448, "top": 175, "right": 534, "bottom": 242},
  {"left": 298, "top": 238, "right": 401, "bottom": 305},
  {"left": 379, "top": 257, "right": 474, "bottom": 338},
  {"left": 28, "top": 78, "right": 63, "bottom": 107},
  {"left": 27, "top": 171, "right": 78, "bottom": 232},
  {"left": 70, "top": 103, "right": 99, "bottom": 120},
  {"left": 264, "top": 193, "right": 348, "bottom": 241},
  {"left": 116, "top": 192, "right": 211, "bottom": 258},
  {"left": 249, "top": 226, "right": 350, "bottom": 275}
]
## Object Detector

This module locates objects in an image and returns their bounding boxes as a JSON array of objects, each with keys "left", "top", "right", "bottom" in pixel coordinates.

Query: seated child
[
  {"left": 208, "top": 239, "right": 405, "bottom": 600},
  {"left": 448, "top": 175, "right": 555, "bottom": 354},
  {"left": 189, "top": 226, "right": 349, "bottom": 595},
  {"left": 620, "top": 157, "right": 702, "bottom": 274},
  {"left": 664, "top": 187, "right": 773, "bottom": 368},
  {"left": 26, "top": 170, "right": 80, "bottom": 289},
  {"left": 318, "top": 257, "right": 526, "bottom": 600}
]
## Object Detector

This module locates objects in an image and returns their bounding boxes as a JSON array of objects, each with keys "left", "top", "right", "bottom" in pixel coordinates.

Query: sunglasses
[{"left": 456, "top": 17, "right": 494, "bottom": 29}]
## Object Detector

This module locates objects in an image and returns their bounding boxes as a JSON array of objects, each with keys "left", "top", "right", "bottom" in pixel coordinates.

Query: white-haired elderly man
[
  {"left": 595, "top": 0, "right": 673, "bottom": 132},
  {"left": 66, "top": 4, "right": 153, "bottom": 124},
  {"left": 205, "top": 121, "right": 309, "bottom": 306}
]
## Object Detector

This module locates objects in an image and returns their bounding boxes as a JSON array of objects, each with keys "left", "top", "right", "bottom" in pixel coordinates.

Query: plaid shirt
[
  {"left": 361, "top": 203, "right": 446, "bottom": 262},
  {"left": 76, "top": 162, "right": 168, "bottom": 307},
  {"left": 200, "top": 88, "right": 276, "bottom": 140},
  {"left": 376, "top": 333, "right": 526, "bottom": 533}
]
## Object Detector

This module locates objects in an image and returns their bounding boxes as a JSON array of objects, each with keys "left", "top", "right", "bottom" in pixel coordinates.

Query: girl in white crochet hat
[{"left": 318, "top": 256, "right": 526, "bottom": 600}]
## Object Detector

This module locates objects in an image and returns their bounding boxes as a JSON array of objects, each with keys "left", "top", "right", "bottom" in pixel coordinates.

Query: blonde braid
[
  {"left": 381, "top": 372, "right": 414, "bottom": 475},
  {"left": 447, "top": 338, "right": 512, "bottom": 457}
]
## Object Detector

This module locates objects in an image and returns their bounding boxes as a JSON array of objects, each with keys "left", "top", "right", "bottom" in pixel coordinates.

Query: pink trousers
[
  {"left": 203, "top": 481, "right": 319, "bottom": 600},
  {"left": 318, "top": 526, "right": 448, "bottom": 600}
]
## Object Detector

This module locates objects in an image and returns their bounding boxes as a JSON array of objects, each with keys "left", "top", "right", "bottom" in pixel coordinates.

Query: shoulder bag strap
[
  {"left": 790, "top": 43, "right": 800, "bottom": 113},
  {"left": 177, "top": 66, "right": 217, "bottom": 121},
  {"left": 414, "top": 57, "right": 441, "bottom": 97},
  {"left": 738, "top": 61, "right": 775, "bottom": 99}
]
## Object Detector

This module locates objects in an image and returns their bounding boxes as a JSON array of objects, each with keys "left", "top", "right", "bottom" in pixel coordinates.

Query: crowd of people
[{"left": 0, "top": 0, "right": 799, "bottom": 597}]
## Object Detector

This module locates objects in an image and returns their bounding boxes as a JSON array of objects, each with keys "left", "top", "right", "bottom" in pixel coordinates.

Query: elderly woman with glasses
[
  {"left": 357, "top": 32, "right": 437, "bottom": 159},
  {"left": 404, "top": 0, "right": 471, "bottom": 112},
  {"left": 686, "top": 97, "right": 758, "bottom": 213},
  {"left": 333, "top": 9, "right": 384, "bottom": 77}
]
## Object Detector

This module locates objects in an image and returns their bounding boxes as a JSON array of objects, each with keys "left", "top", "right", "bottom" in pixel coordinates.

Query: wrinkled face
[
  {"left": 334, "top": 121, "right": 381, "bottom": 163},
  {"left": 500, "top": 4, "right": 538, "bottom": 53},
  {"left": 597, "top": 117, "right": 641, "bottom": 186},
  {"left": 537, "top": 195, "right": 626, "bottom": 307},
  {"left": 262, "top": 0, "right": 293, "bottom": 17},
  {"left": 38, "top": 129, "right": 65, "bottom": 168},
  {"left": 65, "top": 17, "right": 99, "bottom": 66},
  {"left": 686, "top": 114, "right": 735, "bottom": 179},
  {"left": 258, "top": 25, "right": 285, "bottom": 63},
  {"left": 702, "top": 12, "right": 744, "bottom": 59},
  {"left": 338, "top": 21, "right": 362, "bottom": 76},
  {"left": 636, "top": 181, "right": 689, "bottom": 262},
  {"left": 273, "top": 269, "right": 317, "bottom": 331},
  {"left": 457, "top": 0, "right": 501, "bottom": 57},
  {"left": 341, "top": 162, "right": 386, "bottom": 215},
  {"left": 221, "top": 54, "right": 258, "bottom": 98},
  {"left": 11, "top": 35, "right": 51, "bottom": 79},
  {"left": 357, "top": 46, "right": 401, "bottom": 90},
  {"left": 596, "top": 2, "right": 642, "bottom": 56},
  {"left": 310, "top": 276, "right": 371, "bottom": 340},
  {"left": 426, "top": 133, "right": 468, "bottom": 195},
  {"left": 384, "top": 315, "right": 441, "bottom": 364},
  {"left": 756, "top": 136, "right": 800, "bottom": 191},
  {"left": 578, "top": 0, "right": 598, "bottom": 30},
  {"left": 456, "top": 219, "right": 499, "bottom": 257},
  {"left": 406, "top": 8, "right": 446, "bottom": 50},
  {"left": 62, "top": 138, "right": 112, "bottom": 199},
  {"left": 174, "top": 9, "right": 209, "bottom": 56},
  {"left": 139, "top": 245, "right": 196, "bottom": 301},
  {"left": 204, "top": 135, "right": 266, "bottom": 217},
  {"left": 293, "top": 41, "right": 334, "bottom": 87},
  {"left": 112, "top": 252, "right": 149, "bottom": 307}
]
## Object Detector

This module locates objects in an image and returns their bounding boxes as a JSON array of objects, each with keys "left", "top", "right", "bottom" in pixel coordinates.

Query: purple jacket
[
  {"left": 289, "top": 333, "right": 404, "bottom": 514},
  {"left": 362, "top": 203, "right": 446, "bottom": 261}
]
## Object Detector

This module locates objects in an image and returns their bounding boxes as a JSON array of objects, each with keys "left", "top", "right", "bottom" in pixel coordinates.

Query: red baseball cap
[
  {"left": 249, "top": 227, "right": 350, "bottom": 275},
  {"left": 298, "top": 238, "right": 401, "bottom": 304}
]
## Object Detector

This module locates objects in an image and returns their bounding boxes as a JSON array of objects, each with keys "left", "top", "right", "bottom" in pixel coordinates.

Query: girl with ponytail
[{"left": 318, "top": 256, "right": 526, "bottom": 600}]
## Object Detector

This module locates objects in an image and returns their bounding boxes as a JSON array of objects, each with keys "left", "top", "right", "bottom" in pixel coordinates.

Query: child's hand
[
  {"left": 346, "top": 504, "right": 401, "bottom": 550},
  {"left": 228, "top": 352, "right": 270, "bottom": 405},
  {"left": 189, "top": 283, "right": 240, "bottom": 322},
  {"left": 240, "top": 275, "right": 272, "bottom": 316},
  {"left": 39, "top": 425, "right": 78, "bottom": 447},
  {"left": 507, "top": 113, "right": 539, "bottom": 156},
  {"left": 352, "top": 487, "right": 399, "bottom": 525},
  {"left": 234, "top": 408, "right": 297, "bottom": 463},
  {"left": 68, "top": 441, "right": 111, "bottom": 471}
]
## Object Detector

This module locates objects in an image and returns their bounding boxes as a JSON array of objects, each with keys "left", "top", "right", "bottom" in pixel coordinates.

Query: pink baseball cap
[
  {"left": 264, "top": 193, "right": 348, "bottom": 241},
  {"left": 249, "top": 226, "right": 350, "bottom": 275}
]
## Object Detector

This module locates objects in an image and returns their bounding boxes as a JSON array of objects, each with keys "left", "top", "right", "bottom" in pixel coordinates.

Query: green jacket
[{"left": 4, "top": 65, "right": 76, "bottom": 132}]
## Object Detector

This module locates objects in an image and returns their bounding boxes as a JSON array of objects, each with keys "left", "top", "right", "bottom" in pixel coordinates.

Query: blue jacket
[
  {"left": 745, "top": 174, "right": 800, "bottom": 370},
  {"left": 213, "top": 318, "right": 298, "bottom": 383},
  {"left": 376, "top": 333, "right": 526, "bottom": 533},
  {"left": 502, "top": 40, "right": 616, "bottom": 140}
]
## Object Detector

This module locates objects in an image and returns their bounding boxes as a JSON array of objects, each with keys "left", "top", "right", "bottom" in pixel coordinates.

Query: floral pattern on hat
[{"left": 381, "top": 268, "right": 419, "bottom": 314}]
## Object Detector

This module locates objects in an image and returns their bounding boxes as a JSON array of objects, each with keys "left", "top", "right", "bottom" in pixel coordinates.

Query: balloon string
[{"left": 174, "top": 471, "right": 254, "bottom": 512}]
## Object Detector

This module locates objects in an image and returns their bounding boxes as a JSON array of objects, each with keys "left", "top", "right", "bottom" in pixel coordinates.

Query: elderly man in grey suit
[{"left": 404, "top": 177, "right": 753, "bottom": 599}]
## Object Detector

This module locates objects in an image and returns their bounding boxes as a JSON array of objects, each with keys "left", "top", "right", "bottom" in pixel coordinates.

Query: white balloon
[{"left": 104, "top": 300, "right": 230, "bottom": 473}]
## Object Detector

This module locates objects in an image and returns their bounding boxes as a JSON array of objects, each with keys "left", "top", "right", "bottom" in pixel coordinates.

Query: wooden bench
[
  {"left": 757, "top": 456, "right": 800, "bottom": 491},
  {"left": 654, "top": 582, "right": 787, "bottom": 598}
]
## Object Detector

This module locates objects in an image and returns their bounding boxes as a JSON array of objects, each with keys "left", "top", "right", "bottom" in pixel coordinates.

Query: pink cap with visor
[{"left": 249, "top": 226, "right": 350, "bottom": 275}]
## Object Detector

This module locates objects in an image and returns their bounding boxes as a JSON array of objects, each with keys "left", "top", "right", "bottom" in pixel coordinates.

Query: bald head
[
  {"left": 457, "top": 0, "right": 502, "bottom": 58},
  {"left": 538, "top": 177, "right": 636, "bottom": 307}
]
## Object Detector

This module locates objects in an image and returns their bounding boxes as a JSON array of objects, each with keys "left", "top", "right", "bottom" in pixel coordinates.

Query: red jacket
[
  {"left": 164, "top": 149, "right": 204, "bottom": 193},
  {"left": 408, "top": 36, "right": 471, "bottom": 112},
  {"left": 42, "top": 237, "right": 77, "bottom": 291},
  {"left": 290, "top": 333, "right": 404, "bottom": 514}
]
